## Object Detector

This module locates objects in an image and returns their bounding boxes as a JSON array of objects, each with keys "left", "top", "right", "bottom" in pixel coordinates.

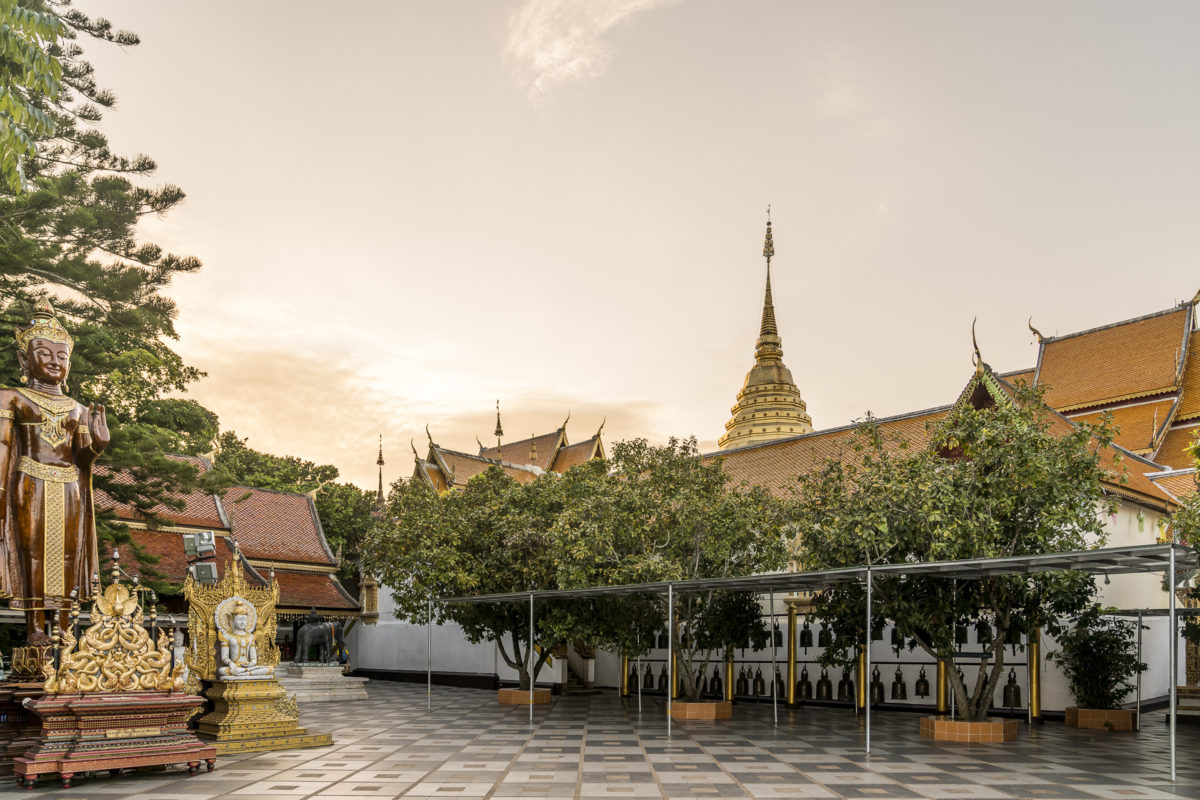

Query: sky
[{"left": 74, "top": 0, "right": 1200, "bottom": 490}]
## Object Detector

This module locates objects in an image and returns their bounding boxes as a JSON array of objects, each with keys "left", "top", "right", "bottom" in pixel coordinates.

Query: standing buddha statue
[{"left": 0, "top": 300, "right": 108, "bottom": 643}]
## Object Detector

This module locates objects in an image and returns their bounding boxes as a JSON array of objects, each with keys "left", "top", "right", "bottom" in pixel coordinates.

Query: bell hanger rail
[{"left": 435, "top": 543, "right": 1195, "bottom": 604}]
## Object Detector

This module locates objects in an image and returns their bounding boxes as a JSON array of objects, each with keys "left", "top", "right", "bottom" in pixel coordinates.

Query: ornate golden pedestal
[{"left": 196, "top": 679, "right": 331, "bottom": 754}]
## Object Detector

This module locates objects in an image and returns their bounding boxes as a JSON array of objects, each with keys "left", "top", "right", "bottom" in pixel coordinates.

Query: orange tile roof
[
  {"left": 123, "top": 529, "right": 262, "bottom": 587},
  {"left": 222, "top": 487, "right": 335, "bottom": 566},
  {"left": 708, "top": 407, "right": 950, "bottom": 497},
  {"left": 434, "top": 448, "right": 541, "bottom": 486},
  {"left": 274, "top": 569, "right": 359, "bottom": 611},
  {"left": 1036, "top": 307, "right": 1190, "bottom": 410},
  {"left": 1148, "top": 471, "right": 1198, "bottom": 503},
  {"left": 1154, "top": 424, "right": 1200, "bottom": 471},
  {"left": 1000, "top": 369, "right": 1035, "bottom": 386},
  {"left": 1179, "top": 331, "right": 1200, "bottom": 421},
  {"left": 94, "top": 455, "right": 227, "bottom": 530},
  {"left": 479, "top": 430, "right": 563, "bottom": 471},
  {"left": 550, "top": 437, "right": 600, "bottom": 472},
  {"left": 1068, "top": 399, "right": 1177, "bottom": 454}
]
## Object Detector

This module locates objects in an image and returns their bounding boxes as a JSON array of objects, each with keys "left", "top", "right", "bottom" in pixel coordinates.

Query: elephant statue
[{"left": 294, "top": 611, "right": 347, "bottom": 664}]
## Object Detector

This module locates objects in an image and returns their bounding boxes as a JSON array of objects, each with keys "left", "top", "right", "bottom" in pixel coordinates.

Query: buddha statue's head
[
  {"left": 15, "top": 299, "right": 73, "bottom": 389},
  {"left": 232, "top": 601, "right": 251, "bottom": 633}
]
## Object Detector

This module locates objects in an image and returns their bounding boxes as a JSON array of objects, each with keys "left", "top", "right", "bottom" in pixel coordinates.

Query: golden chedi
[{"left": 718, "top": 214, "right": 812, "bottom": 450}]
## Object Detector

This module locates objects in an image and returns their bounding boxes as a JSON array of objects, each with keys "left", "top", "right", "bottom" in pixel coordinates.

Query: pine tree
[{"left": 0, "top": 2, "right": 220, "bottom": 588}]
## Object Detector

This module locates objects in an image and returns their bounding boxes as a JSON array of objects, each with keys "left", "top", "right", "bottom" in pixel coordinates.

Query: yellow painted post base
[{"left": 197, "top": 679, "right": 332, "bottom": 754}]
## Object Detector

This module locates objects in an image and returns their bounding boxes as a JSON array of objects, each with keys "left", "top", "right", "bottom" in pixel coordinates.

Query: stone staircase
[
  {"left": 276, "top": 663, "right": 369, "bottom": 703},
  {"left": 564, "top": 664, "right": 600, "bottom": 696},
  {"left": 1173, "top": 685, "right": 1200, "bottom": 724}
]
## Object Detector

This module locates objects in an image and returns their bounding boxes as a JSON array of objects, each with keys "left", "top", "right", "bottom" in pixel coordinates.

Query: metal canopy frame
[{"left": 428, "top": 543, "right": 1196, "bottom": 780}]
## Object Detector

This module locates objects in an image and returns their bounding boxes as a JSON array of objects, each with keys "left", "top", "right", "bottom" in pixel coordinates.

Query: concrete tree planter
[
  {"left": 1064, "top": 707, "right": 1134, "bottom": 731},
  {"left": 670, "top": 700, "right": 733, "bottom": 720},
  {"left": 920, "top": 716, "right": 1017, "bottom": 742},
  {"left": 498, "top": 688, "right": 551, "bottom": 705}
]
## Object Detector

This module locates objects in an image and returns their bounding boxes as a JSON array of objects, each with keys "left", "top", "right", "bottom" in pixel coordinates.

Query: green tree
[
  {"left": 1048, "top": 604, "right": 1146, "bottom": 710},
  {"left": 314, "top": 480, "right": 375, "bottom": 596},
  {"left": 791, "top": 377, "right": 1114, "bottom": 722},
  {"left": 0, "top": 0, "right": 63, "bottom": 191},
  {"left": 214, "top": 431, "right": 338, "bottom": 493},
  {"left": 555, "top": 438, "right": 789, "bottom": 701}
]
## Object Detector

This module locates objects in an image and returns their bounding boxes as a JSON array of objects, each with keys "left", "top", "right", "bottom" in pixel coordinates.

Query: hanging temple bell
[
  {"left": 1003, "top": 668, "right": 1022, "bottom": 709},
  {"left": 914, "top": 666, "right": 930, "bottom": 698},
  {"left": 870, "top": 666, "right": 885, "bottom": 705},
  {"left": 797, "top": 665, "right": 813, "bottom": 701},
  {"left": 658, "top": 664, "right": 668, "bottom": 692},
  {"left": 752, "top": 668, "right": 766, "bottom": 697},
  {"left": 736, "top": 666, "right": 749, "bottom": 696},
  {"left": 799, "top": 620, "right": 813, "bottom": 652},
  {"left": 643, "top": 663, "right": 655, "bottom": 690},
  {"left": 836, "top": 668, "right": 854, "bottom": 703},
  {"left": 891, "top": 666, "right": 907, "bottom": 700},
  {"left": 709, "top": 666, "right": 723, "bottom": 698},
  {"left": 815, "top": 668, "right": 833, "bottom": 701}
]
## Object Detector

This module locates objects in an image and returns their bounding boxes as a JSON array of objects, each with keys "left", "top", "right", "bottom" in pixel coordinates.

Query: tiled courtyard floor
[{"left": 7, "top": 680, "right": 1200, "bottom": 799}]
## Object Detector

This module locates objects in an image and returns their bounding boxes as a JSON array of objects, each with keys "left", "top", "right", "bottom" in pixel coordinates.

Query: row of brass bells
[
  {"left": 736, "top": 667, "right": 749, "bottom": 696},
  {"left": 797, "top": 666, "right": 813, "bottom": 700},
  {"left": 815, "top": 668, "right": 833, "bottom": 700},
  {"left": 709, "top": 666, "right": 723, "bottom": 697},
  {"left": 658, "top": 664, "right": 669, "bottom": 692},
  {"left": 1003, "top": 668, "right": 1022, "bottom": 709},
  {"left": 643, "top": 664, "right": 655, "bottom": 689},
  {"left": 629, "top": 663, "right": 638, "bottom": 689},
  {"left": 891, "top": 667, "right": 907, "bottom": 700},
  {"left": 773, "top": 625, "right": 783, "bottom": 648},
  {"left": 752, "top": 668, "right": 766, "bottom": 696},
  {"left": 774, "top": 667, "right": 786, "bottom": 698},
  {"left": 870, "top": 667, "right": 885, "bottom": 705},
  {"left": 658, "top": 631, "right": 669, "bottom": 649},
  {"left": 836, "top": 668, "right": 855, "bottom": 703},
  {"left": 914, "top": 667, "right": 930, "bottom": 698},
  {"left": 818, "top": 627, "right": 831, "bottom": 648}
]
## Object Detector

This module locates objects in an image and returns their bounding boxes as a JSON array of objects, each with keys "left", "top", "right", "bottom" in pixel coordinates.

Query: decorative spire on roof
[
  {"left": 494, "top": 399, "right": 504, "bottom": 452},
  {"left": 972, "top": 317, "right": 983, "bottom": 376},
  {"left": 1028, "top": 317, "right": 1045, "bottom": 344},
  {"left": 375, "top": 435, "right": 385, "bottom": 508},
  {"left": 718, "top": 210, "right": 813, "bottom": 450}
]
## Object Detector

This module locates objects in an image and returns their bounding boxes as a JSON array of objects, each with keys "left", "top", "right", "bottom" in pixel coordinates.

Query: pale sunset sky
[{"left": 76, "top": 1, "right": 1200, "bottom": 489}]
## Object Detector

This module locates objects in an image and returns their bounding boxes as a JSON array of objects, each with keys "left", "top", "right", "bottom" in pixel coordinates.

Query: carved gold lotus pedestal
[{"left": 196, "top": 679, "right": 332, "bottom": 754}]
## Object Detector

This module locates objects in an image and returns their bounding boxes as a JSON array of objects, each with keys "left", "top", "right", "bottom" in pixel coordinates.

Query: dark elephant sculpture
[{"left": 294, "top": 616, "right": 346, "bottom": 664}]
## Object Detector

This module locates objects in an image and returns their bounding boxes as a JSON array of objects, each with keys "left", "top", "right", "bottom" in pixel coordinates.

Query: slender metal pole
[
  {"left": 637, "top": 651, "right": 642, "bottom": 714},
  {"left": 529, "top": 593, "right": 534, "bottom": 724},
  {"left": 426, "top": 596, "right": 432, "bottom": 713},
  {"left": 1169, "top": 548, "right": 1177, "bottom": 782},
  {"left": 770, "top": 590, "right": 777, "bottom": 727},
  {"left": 865, "top": 567, "right": 872, "bottom": 754},
  {"left": 1136, "top": 611, "right": 1143, "bottom": 732},
  {"left": 667, "top": 583, "right": 674, "bottom": 738}
]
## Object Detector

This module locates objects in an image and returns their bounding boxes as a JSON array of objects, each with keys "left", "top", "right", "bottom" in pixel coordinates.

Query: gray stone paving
[{"left": 6, "top": 680, "right": 1200, "bottom": 799}]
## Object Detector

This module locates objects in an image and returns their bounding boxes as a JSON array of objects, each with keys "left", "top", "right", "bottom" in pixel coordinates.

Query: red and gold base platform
[{"left": 13, "top": 691, "right": 215, "bottom": 790}]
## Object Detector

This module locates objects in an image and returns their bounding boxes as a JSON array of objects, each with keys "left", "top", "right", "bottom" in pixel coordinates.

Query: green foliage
[
  {"left": 314, "top": 480, "right": 375, "bottom": 596},
  {"left": 1048, "top": 605, "right": 1146, "bottom": 710},
  {"left": 791, "top": 379, "right": 1115, "bottom": 721},
  {"left": 0, "top": 0, "right": 63, "bottom": 191},
  {"left": 214, "top": 431, "right": 338, "bottom": 493},
  {"left": 364, "top": 437, "right": 788, "bottom": 697}
]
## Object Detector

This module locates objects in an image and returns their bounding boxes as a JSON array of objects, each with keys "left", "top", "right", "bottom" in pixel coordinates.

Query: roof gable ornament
[
  {"left": 494, "top": 398, "right": 503, "bottom": 452},
  {"left": 972, "top": 317, "right": 983, "bottom": 376},
  {"left": 1028, "top": 317, "right": 1045, "bottom": 344}
]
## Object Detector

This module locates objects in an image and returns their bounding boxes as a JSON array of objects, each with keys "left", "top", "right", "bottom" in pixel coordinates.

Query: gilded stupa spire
[
  {"left": 494, "top": 399, "right": 504, "bottom": 453},
  {"left": 717, "top": 210, "right": 813, "bottom": 450},
  {"left": 375, "top": 436, "right": 385, "bottom": 508}
]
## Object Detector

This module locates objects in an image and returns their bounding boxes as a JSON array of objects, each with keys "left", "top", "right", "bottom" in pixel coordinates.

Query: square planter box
[
  {"left": 919, "top": 715, "right": 1017, "bottom": 743},
  {"left": 670, "top": 701, "right": 733, "bottom": 720},
  {"left": 1065, "top": 707, "right": 1134, "bottom": 731},
  {"left": 498, "top": 688, "right": 551, "bottom": 705}
]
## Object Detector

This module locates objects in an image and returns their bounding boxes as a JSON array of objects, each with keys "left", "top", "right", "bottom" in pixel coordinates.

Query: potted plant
[{"left": 1050, "top": 605, "right": 1146, "bottom": 731}]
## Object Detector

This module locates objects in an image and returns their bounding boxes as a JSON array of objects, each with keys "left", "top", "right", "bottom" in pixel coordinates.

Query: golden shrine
[
  {"left": 13, "top": 568, "right": 214, "bottom": 789},
  {"left": 718, "top": 213, "right": 813, "bottom": 450},
  {"left": 184, "top": 553, "right": 332, "bottom": 754}
]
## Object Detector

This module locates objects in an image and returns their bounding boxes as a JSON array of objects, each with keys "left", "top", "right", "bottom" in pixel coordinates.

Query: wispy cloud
[{"left": 505, "top": 0, "right": 684, "bottom": 101}]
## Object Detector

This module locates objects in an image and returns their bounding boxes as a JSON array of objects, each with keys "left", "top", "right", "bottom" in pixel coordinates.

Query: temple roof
[
  {"left": 274, "top": 569, "right": 359, "bottom": 611},
  {"left": 1147, "top": 470, "right": 1198, "bottom": 503},
  {"left": 479, "top": 429, "right": 564, "bottom": 471},
  {"left": 94, "top": 454, "right": 227, "bottom": 530},
  {"left": 1035, "top": 305, "right": 1193, "bottom": 411},
  {"left": 221, "top": 486, "right": 337, "bottom": 566},
  {"left": 1154, "top": 422, "right": 1200, "bottom": 471},
  {"left": 1178, "top": 330, "right": 1200, "bottom": 421},
  {"left": 551, "top": 434, "right": 605, "bottom": 472},
  {"left": 1068, "top": 398, "right": 1177, "bottom": 455}
]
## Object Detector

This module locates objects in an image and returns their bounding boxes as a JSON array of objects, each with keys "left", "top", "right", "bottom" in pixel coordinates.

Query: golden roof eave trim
[
  {"left": 116, "top": 520, "right": 232, "bottom": 535},
  {"left": 1056, "top": 386, "right": 1178, "bottom": 413},
  {"left": 246, "top": 559, "right": 336, "bottom": 574}
]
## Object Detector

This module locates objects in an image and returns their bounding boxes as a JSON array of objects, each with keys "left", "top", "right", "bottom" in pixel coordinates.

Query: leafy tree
[
  {"left": 0, "top": 0, "right": 63, "bottom": 191},
  {"left": 1048, "top": 604, "right": 1146, "bottom": 710},
  {"left": 214, "top": 431, "right": 338, "bottom": 493},
  {"left": 555, "top": 438, "right": 789, "bottom": 701},
  {"left": 791, "top": 376, "right": 1115, "bottom": 722},
  {"left": 314, "top": 480, "right": 375, "bottom": 596}
]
